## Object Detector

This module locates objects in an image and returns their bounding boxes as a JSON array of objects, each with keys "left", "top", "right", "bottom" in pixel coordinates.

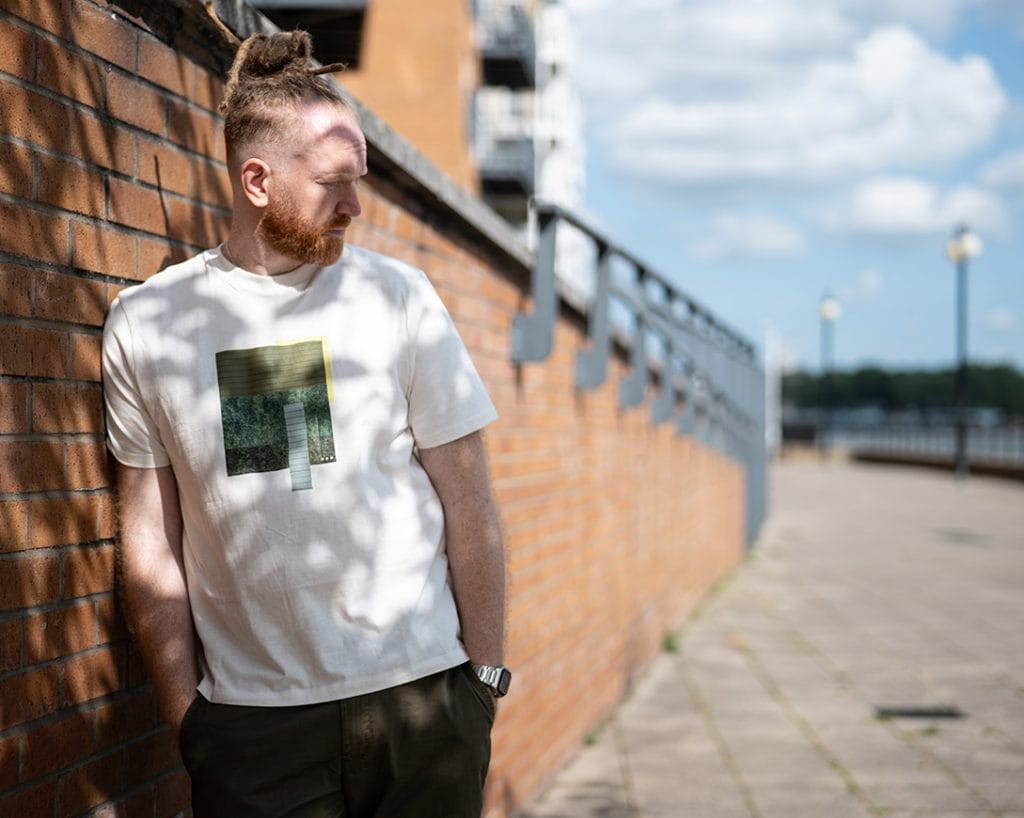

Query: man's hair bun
[{"left": 234, "top": 31, "right": 315, "bottom": 80}]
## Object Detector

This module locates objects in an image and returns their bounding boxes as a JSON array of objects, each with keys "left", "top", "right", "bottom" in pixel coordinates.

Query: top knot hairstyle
[{"left": 216, "top": 27, "right": 353, "bottom": 161}]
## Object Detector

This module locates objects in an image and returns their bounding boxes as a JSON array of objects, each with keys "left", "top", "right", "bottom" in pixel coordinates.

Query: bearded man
[{"left": 102, "top": 30, "right": 508, "bottom": 818}]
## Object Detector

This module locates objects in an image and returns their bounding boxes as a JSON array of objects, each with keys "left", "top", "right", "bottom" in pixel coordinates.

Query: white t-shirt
[{"left": 102, "top": 244, "right": 498, "bottom": 706}]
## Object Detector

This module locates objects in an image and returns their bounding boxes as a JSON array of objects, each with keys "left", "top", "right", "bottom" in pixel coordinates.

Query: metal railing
[{"left": 513, "top": 202, "right": 768, "bottom": 546}]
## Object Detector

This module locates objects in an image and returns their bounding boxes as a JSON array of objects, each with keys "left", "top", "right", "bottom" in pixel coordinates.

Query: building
[{"left": 252, "top": 0, "right": 586, "bottom": 234}]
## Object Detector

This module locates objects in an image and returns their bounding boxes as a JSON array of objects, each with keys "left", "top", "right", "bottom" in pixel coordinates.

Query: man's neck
[{"left": 222, "top": 234, "right": 305, "bottom": 277}]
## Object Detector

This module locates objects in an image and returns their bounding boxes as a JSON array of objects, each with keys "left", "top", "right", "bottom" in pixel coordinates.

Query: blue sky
[{"left": 563, "top": 0, "right": 1024, "bottom": 373}]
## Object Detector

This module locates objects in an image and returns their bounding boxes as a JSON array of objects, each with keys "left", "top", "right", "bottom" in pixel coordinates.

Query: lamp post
[
  {"left": 818, "top": 293, "right": 841, "bottom": 455},
  {"left": 945, "top": 225, "right": 983, "bottom": 479}
]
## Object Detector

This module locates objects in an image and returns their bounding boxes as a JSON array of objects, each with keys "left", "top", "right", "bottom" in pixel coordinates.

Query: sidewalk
[{"left": 514, "top": 459, "right": 1024, "bottom": 818}]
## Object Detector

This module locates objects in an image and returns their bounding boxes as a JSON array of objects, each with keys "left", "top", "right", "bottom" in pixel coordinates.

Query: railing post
[
  {"left": 618, "top": 266, "right": 647, "bottom": 409},
  {"left": 511, "top": 208, "right": 558, "bottom": 363},
  {"left": 575, "top": 242, "right": 611, "bottom": 391}
]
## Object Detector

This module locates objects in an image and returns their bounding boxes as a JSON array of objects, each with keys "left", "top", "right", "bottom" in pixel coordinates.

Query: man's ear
[{"left": 239, "top": 158, "right": 272, "bottom": 208}]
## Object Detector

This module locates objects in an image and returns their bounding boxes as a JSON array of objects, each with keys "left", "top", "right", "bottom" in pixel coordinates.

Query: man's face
[{"left": 257, "top": 101, "right": 367, "bottom": 267}]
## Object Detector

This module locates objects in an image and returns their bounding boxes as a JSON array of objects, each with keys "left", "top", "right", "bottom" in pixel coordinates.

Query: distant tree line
[{"left": 783, "top": 364, "right": 1024, "bottom": 414}]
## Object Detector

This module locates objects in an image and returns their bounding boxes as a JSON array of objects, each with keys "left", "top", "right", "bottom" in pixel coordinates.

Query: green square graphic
[{"left": 216, "top": 340, "right": 335, "bottom": 487}]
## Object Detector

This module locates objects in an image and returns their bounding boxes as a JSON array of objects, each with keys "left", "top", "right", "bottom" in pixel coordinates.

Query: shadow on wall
[{"left": 1, "top": 0, "right": 234, "bottom": 813}]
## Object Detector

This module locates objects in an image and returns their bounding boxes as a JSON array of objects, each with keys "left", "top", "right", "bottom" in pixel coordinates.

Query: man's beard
[{"left": 257, "top": 190, "right": 351, "bottom": 268}]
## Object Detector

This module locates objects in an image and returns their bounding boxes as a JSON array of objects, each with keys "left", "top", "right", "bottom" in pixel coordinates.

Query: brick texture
[{"left": 0, "top": 2, "right": 748, "bottom": 817}]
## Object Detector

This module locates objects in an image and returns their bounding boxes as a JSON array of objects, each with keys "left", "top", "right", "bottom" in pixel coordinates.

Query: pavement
[{"left": 514, "top": 458, "right": 1024, "bottom": 818}]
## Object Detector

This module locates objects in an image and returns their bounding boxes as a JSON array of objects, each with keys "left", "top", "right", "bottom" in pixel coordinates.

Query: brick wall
[{"left": 0, "top": 1, "right": 746, "bottom": 816}]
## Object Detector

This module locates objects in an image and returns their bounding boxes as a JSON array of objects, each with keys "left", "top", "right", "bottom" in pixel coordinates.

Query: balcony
[
  {"left": 251, "top": 0, "right": 369, "bottom": 68},
  {"left": 478, "top": 136, "right": 534, "bottom": 223},
  {"left": 478, "top": 2, "right": 536, "bottom": 89}
]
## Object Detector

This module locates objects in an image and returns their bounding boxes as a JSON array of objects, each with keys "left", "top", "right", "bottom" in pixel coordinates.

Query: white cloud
[
  {"left": 840, "top": 268, "right": 884, "bottom": 303},
  {"left": 823, "top": 176, "right": 1008, "bottom": 237},
  {"left": 691, "top": 212, "right": 806, "bottom": 260},
  {"left": 568, "top": 0, "right": 1007, "bottom": 190},
  {"left": 981, "top": 148, "right": 1024, "bottom": 189},
  {"left": 988, "top": 307, "right": 1016, "bottom": 331}
]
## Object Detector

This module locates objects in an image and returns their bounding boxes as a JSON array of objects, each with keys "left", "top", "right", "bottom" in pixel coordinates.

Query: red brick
[
  {"left": 108, "top": 177, "right": 167, "bottom": 234},
  {"left": 6, "top": 0, "right": 73, "bottom": 33},
  {"left": 0, "top": 201, "right": 69, "bottom": 265},
  {"left": 58, "top": 749, "right": 123, "bottom": 818},
  {"left": 167, "top": 97, "right": 221, "bottom": 160},
  {"left": 0, "top": 79, "right": 70, "bottom": 152},
  {"left": 71, "top": 221, "right": 137, "bottom": 277},
  {"left": 24, "top": 602, "right": 97, "bottom": 665},
  {"left": 60, "top": 645, "right": 126, "bottom": 706},
  {"left": 100, "top": 493, "right": 115, "bottom": 540},
  {"left": 193, "top": 65, "right": 225, "bottom": 113},
  {"left": 0, "top": 779, "right": 57, "bottom": 818},
  {"left": 0, "top": 441, "right": 65, "bottom": 494},
  {"left": 192, "top": 156, "right": 232, "bottom": 205},
  {"left": 0, "top": 17, "right": 34, "bottom": 80},
  {"left": 21, "top": 710, "right": 94, "bottom": 780},
  {"left": 67, "top": 442, "right": 111, "bottom": 491},
  {"left": 125, "top": 729, "right": 179, "bottom": 788},
  {"left": 0, "top": 325, "right": 67, "bottom": 378},
  {"left": 34, "top": 269, "right": 108, "bottom": 326},
  {"left": 71, "top": 1, "right": 138, "bottom": 72},
  {"left": 29, "top": 494, "right": 103, "bottom": 549},
  {"left": 0, "top": 499, "right": 30, "bottom": 552},
  {"left": 0, "top": 617, "right": 22, "bottom": 672},
  {"left": 35, "top": 35, "right": 106, "bottom": 110},
  {"left": 70, "top": 112, "right": 136, "bottom": 176},
  {"left": 107, "top": 71, "right": 165, "bottom": 135},
  {"left": 0, "top": 382, "right": 29, "bottom": 434},
  {"left": 95, "top": 595, "right": 127, "bottom": 644},
  {"left": 0, "top": 665, "right": 58, "bottom": 728},
  {"left": 156, "top": 768, "right": 191, "bottom": 818},
  {"left": 0, "top": 140, "right": 34, "bottom": 199},
  {"left": 70, "top": 332, "right": 104, "bottom": 382},
  {"left": 138, "top": 237, "right": 187, "bottom": 278},
  {"left": 0, "top": 733, "right": 18, "bottom": 789},
  {"left": 140, "top": 33, "right": 192, "bottom": 99},
  {"left": 36, "top": 154, "right": 106, "bottom": 218},
  {"left": 0, "top": 263, "right": 33, "bottom": 318},
  {"left": 95, "top": 689, "right": 156, "bottom": 752},
  {"left": 31, "top": 382, "right": 104, "bottom": 434},
  {"left": 166, "top": 197, "right": 229, "bottom": 248},
  {"left": 138, "top": 136, "right": 193, "bottom": 197},
  {"left": 64, "top": 544, "right": 115, "bottom": 598}
]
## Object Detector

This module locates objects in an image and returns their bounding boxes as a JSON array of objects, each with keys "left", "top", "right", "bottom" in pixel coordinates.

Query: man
[{"left": 102, "top": 30, "right": 509, "bottom": 817}]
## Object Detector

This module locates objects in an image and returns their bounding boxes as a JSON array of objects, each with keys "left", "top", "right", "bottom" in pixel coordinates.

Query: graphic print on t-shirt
[{"left": 215, "top": 339, "right": 335, "bottom": 491}]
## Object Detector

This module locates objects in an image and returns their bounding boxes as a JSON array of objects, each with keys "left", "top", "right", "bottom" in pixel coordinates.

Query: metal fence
[
  {"left": 513, "top": 201, "right": 768, "bottom": 546},
  {"left": 834, "top": 423, "right": 1024, "bottom": 466}
]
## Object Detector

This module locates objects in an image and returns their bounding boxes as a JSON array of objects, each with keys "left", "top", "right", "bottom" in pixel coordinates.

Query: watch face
[{"left": 496, "top": 668, "right": 511, "bottom": 697}]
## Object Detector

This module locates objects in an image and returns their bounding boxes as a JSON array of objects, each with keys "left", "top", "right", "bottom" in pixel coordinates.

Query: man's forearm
[
  {"left": 418, "top": 432, "right": 507, "bottom": 667},
  {"left": 121, "top": 552, "right": 199, "bottom": 733},
  {"left": 445, "top": 497, "right": 506, "bottom": 666},
  {"left": 116, "top": 464, "right": 199, "bottom": 736}
]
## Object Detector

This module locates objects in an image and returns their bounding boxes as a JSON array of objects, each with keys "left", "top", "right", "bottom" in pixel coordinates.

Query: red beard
[{"left": 258, "top": 191, "right": 351, "bottom": 267}]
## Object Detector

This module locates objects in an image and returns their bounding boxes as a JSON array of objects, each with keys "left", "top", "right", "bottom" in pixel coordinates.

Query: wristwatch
[{"left": 472, "top": 664, "right": 512, "bottom": 697}]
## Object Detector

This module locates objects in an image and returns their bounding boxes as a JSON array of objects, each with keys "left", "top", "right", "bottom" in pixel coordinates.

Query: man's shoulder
[{"left": 343, "top": 244, "right": 433, "bottom": 301}]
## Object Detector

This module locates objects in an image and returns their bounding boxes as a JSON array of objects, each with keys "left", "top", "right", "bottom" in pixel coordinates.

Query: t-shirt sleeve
[
  {"left": 405, "top": 272, "right": 498, "bottom": 449},
  {"left": 102, "top": 297, "right": 171, "bottom": 468}
]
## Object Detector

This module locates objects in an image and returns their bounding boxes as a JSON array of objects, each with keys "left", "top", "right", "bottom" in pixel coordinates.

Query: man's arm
[
  {"left": 115, "top": 462, "right": 199, "bottom": 737},
  {"left": 418, "top": 431, "right": 505, "bottom": 667}
]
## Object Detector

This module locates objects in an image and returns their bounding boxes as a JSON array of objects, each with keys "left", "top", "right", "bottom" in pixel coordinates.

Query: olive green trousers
[{"left": 179, "top": 663, "right": 495, "bottom": 818}]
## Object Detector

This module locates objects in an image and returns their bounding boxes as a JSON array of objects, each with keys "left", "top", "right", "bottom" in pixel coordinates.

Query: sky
[{"left": 561, "top": 0, "right": 1024, "bottom": 374}]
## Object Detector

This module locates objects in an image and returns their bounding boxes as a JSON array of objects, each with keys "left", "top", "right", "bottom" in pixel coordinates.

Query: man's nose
[{"left": 338, "top": 185, "right": 362, "bottom": 219}]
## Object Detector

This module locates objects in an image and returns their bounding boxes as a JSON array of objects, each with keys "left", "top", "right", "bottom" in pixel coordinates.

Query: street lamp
[
  {"left": 819, "top": 293, "right": 841, "bottom": 455},
  {"left": 945, "top": 224, "right": 983, "bottom": 479}
]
